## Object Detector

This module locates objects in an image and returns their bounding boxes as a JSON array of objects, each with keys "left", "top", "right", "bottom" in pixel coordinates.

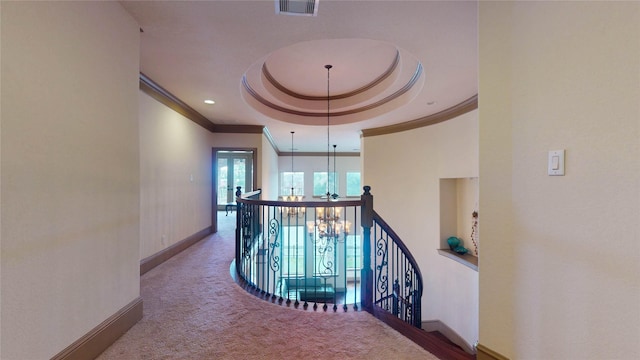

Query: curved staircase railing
[
  {"left": 369, "top": 210, "right": 423, "bottom": 328},
  {"left": 234, "top": 185, "right": 423, "bottom": 329}
]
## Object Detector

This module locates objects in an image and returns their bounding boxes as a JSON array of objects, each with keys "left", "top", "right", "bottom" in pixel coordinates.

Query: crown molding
[
  {"left": 140, "top": 73, "right": 264, "bottom": 135},
  {"left": 361, "top": 94, "right": 478, "bottom": 137},
  {"left": 212, "top": 124, "right": 264, "bottom": 134},
  {"left": 141, "top": 73, "right": 477, "bottom": 153},
  {"left": 262, "top": 50, "right": 399, "bottom": 101},
  {"left": 262, "top": 127, "right": 280, "bottom": 154},
  {"left": 139, "top": 73, "right": 216, "bottom": 132},
  {"left": 242, "top": 62, "right": 423, "bottom": 119}
]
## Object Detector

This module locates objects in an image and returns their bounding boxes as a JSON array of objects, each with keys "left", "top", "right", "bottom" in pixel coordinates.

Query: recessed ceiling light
[
  {"left": 427, "top": 101, "right": 437, "bottom": 105},
  {"left": 204, "top": 99, "right": 215, "bottom": 105}
]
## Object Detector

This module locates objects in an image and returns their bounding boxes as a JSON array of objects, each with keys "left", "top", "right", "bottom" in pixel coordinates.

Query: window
[
  {"left": 280, "top": 172, "right": 304, "bottom": 196},
  {"left": 282, "top": 226, "right": 305, "bottom": 276},
  {"left": 346, "top": 172, "right": 361, "bottom": 197},
  {"left": 313, "top": 172, "right": 338, "bottom": 197},
  {"left": 282, "top": 224, "right": 361, "bottom": 278},
  {"left": 345, "top": 235, "right": 362, "bottom": 270},
  {"left": 312, "top": 235, "right": 362, "bottom": 276},
  {"left": 313, "top": 239, "right": 335, "bottom": 276}
]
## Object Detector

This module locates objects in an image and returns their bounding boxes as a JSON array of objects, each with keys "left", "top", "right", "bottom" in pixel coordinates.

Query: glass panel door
[
  {"left": 233, "top": 158, "right": 247, "bottom": 195},
  {"left": 217, "top": 151, "right": 253, "bottom": 210},
  {"left": 217, "top": 158, "right": 229, "bottom": 206}
]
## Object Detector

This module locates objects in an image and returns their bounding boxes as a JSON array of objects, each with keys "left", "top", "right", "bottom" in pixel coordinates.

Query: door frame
[{"left": 212, "top": 147, "right": 258, "bottom": 233}]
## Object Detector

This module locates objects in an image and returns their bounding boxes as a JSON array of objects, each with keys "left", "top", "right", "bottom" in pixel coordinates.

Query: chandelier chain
[
  {"left": 325, "top": 64, "right": 332, "bottom": 199},
  {"left": 291, "top": 131, "right": 295, "bottom": 196}
]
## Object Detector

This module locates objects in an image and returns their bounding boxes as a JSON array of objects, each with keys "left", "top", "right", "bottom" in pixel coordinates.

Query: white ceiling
[{"left": 120, "top": 0, "right": 478, "bottom": 153}]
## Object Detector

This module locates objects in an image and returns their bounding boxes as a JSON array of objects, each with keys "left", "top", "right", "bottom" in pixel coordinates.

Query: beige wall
[
  {"left": 261, "top": 135, "right": 279, "bottom": 201},
  {"left": 139, "top": 94, "right": 279, "bottom": 255},
  {"left": 0, "top": 2, "right": 140, "bottom": 359},
  {"left": 363, "top": 110, "right": 479, "bottom": 349},
  {"left": 479, "top": 2, "right": 640, "bottom": 358},
  {"left": 139, "top": 91, "right": 213, "bottom": 259}
]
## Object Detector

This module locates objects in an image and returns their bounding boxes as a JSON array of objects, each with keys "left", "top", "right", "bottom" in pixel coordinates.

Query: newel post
[
  {"left": 360, "top": 186, "right": 374, "bottom": 312},
  {"left": 235, "top": 186, "right": 242, "bottom": 274}
]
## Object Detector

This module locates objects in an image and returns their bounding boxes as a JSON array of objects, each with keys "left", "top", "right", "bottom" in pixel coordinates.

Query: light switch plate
[{"left": 548, "top": 150, "right": 565, "bottom": 176}]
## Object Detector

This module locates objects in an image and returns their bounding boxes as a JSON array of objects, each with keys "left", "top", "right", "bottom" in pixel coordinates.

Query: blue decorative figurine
[{"left": 447, "top": 236, "right": 469, "bottom": 254}]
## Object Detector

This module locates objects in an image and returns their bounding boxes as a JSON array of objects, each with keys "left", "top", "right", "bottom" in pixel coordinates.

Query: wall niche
[{"left": 439, "top": 177, "right": 478, "bottom": 271}]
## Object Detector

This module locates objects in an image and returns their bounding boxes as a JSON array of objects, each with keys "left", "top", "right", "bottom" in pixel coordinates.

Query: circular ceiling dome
[{"left": 241, "top": 38, "right": 424, "bottom": 126}]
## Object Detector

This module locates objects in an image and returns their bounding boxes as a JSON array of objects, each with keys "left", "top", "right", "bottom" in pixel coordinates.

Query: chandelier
[
  {"left": 307, "top": 65, "right": 350, "bottom": 242},
  {"left": 281, "top": 131, "right": 305, "bottom": 217},
  {"left": 307, "top": 206, "right": 351, "bottom": 239}
]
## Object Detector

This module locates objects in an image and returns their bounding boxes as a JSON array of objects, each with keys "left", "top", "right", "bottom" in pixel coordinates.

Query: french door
[{"left": 216, "top": 151, "right": 253, "bottom": 210}]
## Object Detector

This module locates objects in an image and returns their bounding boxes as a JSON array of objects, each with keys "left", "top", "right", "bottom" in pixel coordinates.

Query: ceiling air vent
[{"left": 276, "top": 0, "right": 319, "bottom": 16}]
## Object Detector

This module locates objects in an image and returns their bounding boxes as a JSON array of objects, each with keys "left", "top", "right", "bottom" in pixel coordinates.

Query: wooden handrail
[
  {"left": 234, "top": 186, "right": 423, "bottom": 328},
  {"left": 237, "top": 198, "right": 363, "bottom": 208},
  {"left": 238, "top": 188, "right": 261, "bottom": 200},
  {"left": 231, "top": 186, "right": 464, "bottom": 357}
]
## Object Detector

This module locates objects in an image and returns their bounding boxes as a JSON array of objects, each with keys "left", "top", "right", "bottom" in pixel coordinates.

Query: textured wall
[
  {"left": 139, "top": 91, "right": 213, "bottom": 259},
  {"left": 0, "top": 2, "right": 140, "bottom": 358},
  {"left": 261, "top": 135, "right": 280, "bottom": 201},
  {"left": 363, "top": 110, "right": 479, "bottom": 349},
  {"left": 479, "top": 2, "right": 640, "bottom": 358}
]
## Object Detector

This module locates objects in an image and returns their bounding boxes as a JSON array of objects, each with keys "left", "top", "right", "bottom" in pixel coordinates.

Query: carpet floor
[{"left": 97, "top": 213, "right": 437, "bottom": 360}]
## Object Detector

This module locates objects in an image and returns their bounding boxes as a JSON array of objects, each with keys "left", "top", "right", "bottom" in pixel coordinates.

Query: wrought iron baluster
[
  {"left": 233, "top": 187, "right": 418, "bottom": 323},
  {"left": 268, "top": 216, "right": 280, "bottom": 299},
  {"left": 375, "top": 229, "right": 388, "bottom": 297}
]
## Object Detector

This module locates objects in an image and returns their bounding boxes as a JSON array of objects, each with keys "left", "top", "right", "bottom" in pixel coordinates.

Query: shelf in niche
[
  {"left": 439, "top": 176, "right": 479, "bottom": 264},
  {"left": 437, "top": 249, "right": 478, "bottom": 271}
]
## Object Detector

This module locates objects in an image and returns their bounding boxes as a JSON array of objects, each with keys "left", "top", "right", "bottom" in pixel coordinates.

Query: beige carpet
[{"left": 97, "top": 213, "right": 436, "bottom": 360}]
